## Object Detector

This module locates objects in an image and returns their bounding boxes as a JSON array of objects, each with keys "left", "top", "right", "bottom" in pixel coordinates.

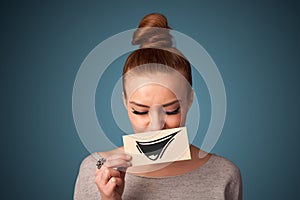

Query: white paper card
[{"left": 123, "top": 127, "right": 191, "bottom": 166}]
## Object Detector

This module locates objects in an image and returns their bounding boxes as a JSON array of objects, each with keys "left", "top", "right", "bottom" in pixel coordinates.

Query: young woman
[{"left": 74, "top": 13, "right": 242, "bottom": 200}]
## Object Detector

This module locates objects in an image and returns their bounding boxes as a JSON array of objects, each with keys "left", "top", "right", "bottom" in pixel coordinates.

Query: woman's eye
[
  {"left": 132, "top": 110, "right": 148, "bottom": 115},
  {"left": 132, "top": 107, "right": 180, "bottom": 115},
  {"left": 166, "top": 107, "right": 180, "bottom": 115}
]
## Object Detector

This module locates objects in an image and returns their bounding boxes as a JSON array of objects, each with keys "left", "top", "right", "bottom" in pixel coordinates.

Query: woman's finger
[
  {"left": 104, "top": 158, "right": 132, "bottom": 168},
  {"left": 111, "top": 177, "right": 123, "bottom": 187},
  {"left": 94, "top": 153, "right": 130, "bottom": 198},
  {"left": 99, "top": 167, "right": 121, "bottom": 185},
  {"left": 106, "top": 153, "right": 132, "bottom": 161},
  {"left": 105, "top": 177, "right": 123, "bottom": 194}
]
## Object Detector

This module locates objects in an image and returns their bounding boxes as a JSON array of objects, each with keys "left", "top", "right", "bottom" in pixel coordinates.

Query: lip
[{"left": 135, "top": 129, "right": 181, "bottom": 161}]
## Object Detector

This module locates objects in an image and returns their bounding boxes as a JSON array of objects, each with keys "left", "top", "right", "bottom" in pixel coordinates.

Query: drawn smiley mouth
[{"left": 135, "top": 130, "right": 181, "bottom": 161}]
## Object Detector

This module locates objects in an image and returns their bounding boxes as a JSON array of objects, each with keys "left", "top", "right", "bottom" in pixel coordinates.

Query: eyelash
[
  {"left": 166, "top": 107, "right": 180, "bottom": 115},
  {"left": 132, "top": 107, "right": 180, "bottom": 115},
  {"left": 132, "top": 110, "right": 148, "bottom": 115}
]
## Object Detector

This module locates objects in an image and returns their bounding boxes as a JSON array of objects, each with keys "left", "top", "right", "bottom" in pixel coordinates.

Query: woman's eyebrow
[
  {"left": 129, "top": 100, "right": 181, "bottom": 108},
  {"left": 129, "top": 101, "right": 150, "bottom": 108},
  {"left": 162, "top": 100, "right": 181, "bottom": 107}
]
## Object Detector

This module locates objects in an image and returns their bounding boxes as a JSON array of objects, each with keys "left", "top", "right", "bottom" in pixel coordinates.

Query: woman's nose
[{"left": 149, "top": 106, "right": 166, "bottom": 131}]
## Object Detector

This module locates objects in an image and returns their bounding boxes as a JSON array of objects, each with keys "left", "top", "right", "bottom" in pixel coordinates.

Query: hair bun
[{"left": 132, "top": 13, "right": 174, "bottom": 49}]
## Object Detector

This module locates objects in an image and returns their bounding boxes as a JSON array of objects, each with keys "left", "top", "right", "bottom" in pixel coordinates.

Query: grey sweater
[{"left": 74, "top": 152, "right": 242, "bottom": 200}]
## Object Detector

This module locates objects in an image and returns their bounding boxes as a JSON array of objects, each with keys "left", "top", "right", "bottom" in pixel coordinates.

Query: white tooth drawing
[
  {"left": 135, "top": 130, "right": 180, "bottom": 161},
  {"left": 123, "top": 127, "right": 191, "bottom": 166}
]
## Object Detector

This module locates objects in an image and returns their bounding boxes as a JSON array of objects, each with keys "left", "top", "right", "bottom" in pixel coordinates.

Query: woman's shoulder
[
  {"left": 210, "top": 154, "right": 239, "bottom": 168},
  {"left": 78, "top": 152, "right": 100, "bottom": 172},
  {"left": 190, "top": 146, "right": 240, "bottom": 178},
  {"left": 207, "top": 153, "right": 242, "bottom": 181}
]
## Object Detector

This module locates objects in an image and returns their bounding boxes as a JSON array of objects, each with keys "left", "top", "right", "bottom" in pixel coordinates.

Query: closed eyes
[
  {"left": 132, "top": 110, "right": 148, "bottom": 115},
  {"left": 132, "top": 107, "right": 180, "bottom": 115},
  {"left": 166, "top": 107, "right": 180, "bottom": 115}
]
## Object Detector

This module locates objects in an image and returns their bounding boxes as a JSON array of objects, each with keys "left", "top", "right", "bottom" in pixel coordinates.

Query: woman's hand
[{"left": 94, "top": 153, "right": 132, "bottom": 200}]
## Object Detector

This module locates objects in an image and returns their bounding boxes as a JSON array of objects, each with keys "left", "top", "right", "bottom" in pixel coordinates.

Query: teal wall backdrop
[{"left": 2, "top": 0, "right": 299, "bottom": 199}]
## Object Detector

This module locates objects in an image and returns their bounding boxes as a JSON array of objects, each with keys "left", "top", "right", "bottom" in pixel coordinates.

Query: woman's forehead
[
  {"left": 129, "top": 84, "right": 178, "bottom": 103},
  {"left": 124, "top": 72, "right": 191, "bottom": 100}
]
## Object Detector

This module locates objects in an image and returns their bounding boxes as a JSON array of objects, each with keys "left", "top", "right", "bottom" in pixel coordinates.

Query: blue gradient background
[{"left": 1, "top": 0, "right": 299, "bottom": 199}]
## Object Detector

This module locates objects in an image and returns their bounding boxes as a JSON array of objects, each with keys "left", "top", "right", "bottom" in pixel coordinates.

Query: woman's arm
[
  {"left": 225, "top": 167, "right": 243, "bottom": 200},
  {"left": 74, "top": 154, "right": 101, "bottom": 200}
]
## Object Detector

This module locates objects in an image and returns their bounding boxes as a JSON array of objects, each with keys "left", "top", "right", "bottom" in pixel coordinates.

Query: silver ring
[{"left": 96, "top": 158, "right": 106, "bottom": 169}]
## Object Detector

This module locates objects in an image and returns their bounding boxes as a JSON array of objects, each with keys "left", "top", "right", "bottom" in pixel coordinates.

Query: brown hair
[{"left": 123, "top": 13, "right": 192, "bottom": 96}]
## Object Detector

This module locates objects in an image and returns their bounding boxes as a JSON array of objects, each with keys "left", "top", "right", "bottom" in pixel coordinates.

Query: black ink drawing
[{"left": 135, "top": 129, "right": 181, "bottom": 161}]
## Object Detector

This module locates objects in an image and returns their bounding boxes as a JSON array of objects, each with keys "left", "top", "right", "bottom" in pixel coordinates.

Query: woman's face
[{"left": 123, "top": 72, "right": 193, "bottom": 133}]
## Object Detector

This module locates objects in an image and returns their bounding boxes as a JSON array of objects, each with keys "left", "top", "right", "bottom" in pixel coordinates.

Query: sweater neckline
[{"left": 126, "top": 153, "right": 216, "bottom": 179}]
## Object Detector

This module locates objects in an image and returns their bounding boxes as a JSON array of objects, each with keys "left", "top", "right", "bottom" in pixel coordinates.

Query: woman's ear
[
  {"left": 122, "top": 92, "right": 128, "bottom": 110},
  {"left": 188, "top": 89, "right": 194, "bottom": 109}
]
